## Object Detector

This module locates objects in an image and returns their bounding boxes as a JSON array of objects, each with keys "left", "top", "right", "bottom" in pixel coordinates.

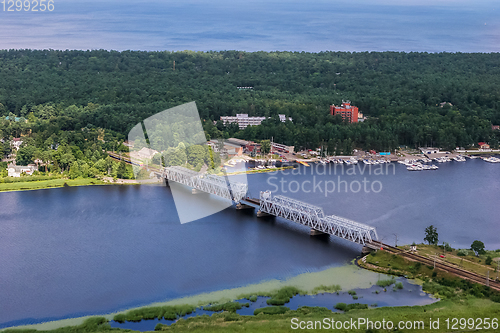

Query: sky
[{"left": 0, "top": 0, "right": 499, "bottom": 52}]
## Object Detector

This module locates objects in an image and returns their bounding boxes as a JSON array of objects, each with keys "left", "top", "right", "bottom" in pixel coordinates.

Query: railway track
[
  {"left": 108, "top": 152, "right": 163, "bottom": 174},
  {"left": 369, "top": 241, "right": 500, "bottom": 291}
]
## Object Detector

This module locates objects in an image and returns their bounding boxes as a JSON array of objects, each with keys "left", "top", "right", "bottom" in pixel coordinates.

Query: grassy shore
[
  {"left": 8, "top": 264, "right": 386, "bottom": 331},
  {"left": 5, "top": 254, "right": 500, "bottom": 333},
  {"left": 0, "top": 178, "right": 107, "bottom": 192},
  {"left": 383, "top": 244, "right": 500, "bottom": 279},
  {"left": 5, "top": 295, "right": 500, "bottom": 333}
]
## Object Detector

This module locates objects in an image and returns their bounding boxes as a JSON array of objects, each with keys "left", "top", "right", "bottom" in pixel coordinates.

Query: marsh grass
[
  {"left": 376, "top": 278, "right": 396, "bottom": 287},
  {"left": 203, "top": 302, "right": 249, "bottom": 312},
  {"left": 254, "top": 306, "right": 289, "bottom": 315},
  {"left": 247, "top": 295, "right": 258, "bottom": 302},
  {"left": 0, "top": 178, "right": 105, "bottom": 192},
  {"left": 3, "top": 317, "right": 109, "bottom": 333},
  {"left": 334, "top": 303, "right": 368, "bottom": 312},
  {"left": 311, "top": 284, "right": 341, "bottom": 294},
  {"left": 266, "top": 286, "right": 303, "bottom": 306},
  {"left": 113, "top": 305, "right": 195, "bottom": 323}
]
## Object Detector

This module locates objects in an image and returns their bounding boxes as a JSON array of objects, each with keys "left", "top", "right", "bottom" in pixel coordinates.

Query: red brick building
[{"left": 330, "top": 101, "right": 359, "bottom": 123}]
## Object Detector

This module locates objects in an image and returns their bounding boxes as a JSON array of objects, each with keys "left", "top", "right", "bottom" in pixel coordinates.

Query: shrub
[
  {"left": 155, "top": 323, "right": 166, "bottom": 331},
  {"left": 80, "top": 317, "right": 109, "bottom": 330},
  {"left": 347, "top": 290, "right": 357, "bottom": 296},
  {"left": 346, "top": 303, "right": 368, "bottom": 311},
  {"left": 204, "top": 302, "right": 248, "bottom": 312},
  {"left": 266, "top": 286, "right": 302, "bottom": 305},
  {"left": 334, "top": 303, "right": 347, "bottom": 311},
  {"left": 248, "top": 295, "right": 258, "bottom": 302},
  {"left": 335, "top": 303, "right": 368, "bottom": 312},
  {"left": 457, "top": 249, "right": 469, "bottom": 256},
  {"left": 395, "top": 282, "right": 404, "bottom": 290},
  {"left": 113, "top": 314, "right": 127, "bottom": 323},
  {"left": 113, "top": 305, "right": 195, "bottom": 322},
  {"left": 376, "top": 279, "right": 396, "bottom": 287},
  {"left": 312, "top": 284, "right": 342, "bottom": 294},
  {"left": 486, "top": 256, "right": 493, "bottom": 265},
  {"left": 224, "top": 312, "right": 241, "bottom": 321},
  {"left": 254, "top": 306, "right": 289, "bottom": 315},
  {"left": 0, "top": 174, "right": 60, "bottom": 184}
]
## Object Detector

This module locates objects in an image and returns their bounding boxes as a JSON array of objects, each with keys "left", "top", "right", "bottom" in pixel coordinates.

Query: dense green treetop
[{"left": 0, "top": 49, "right": 499, "bottom": 151}]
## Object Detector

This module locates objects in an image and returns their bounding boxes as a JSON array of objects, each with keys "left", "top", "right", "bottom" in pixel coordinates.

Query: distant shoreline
[{"left": 0, "top": 178, "right": 149, "bottom": 193}]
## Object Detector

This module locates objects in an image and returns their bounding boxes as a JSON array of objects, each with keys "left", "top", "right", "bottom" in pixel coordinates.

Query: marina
[{"left": 244, "top": 152, "right": 499, "bottom": 172}]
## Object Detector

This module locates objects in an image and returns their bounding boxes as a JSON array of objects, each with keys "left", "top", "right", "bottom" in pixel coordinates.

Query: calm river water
[{"left": 0, "top": 159, "right": 498, "bottom": 328}]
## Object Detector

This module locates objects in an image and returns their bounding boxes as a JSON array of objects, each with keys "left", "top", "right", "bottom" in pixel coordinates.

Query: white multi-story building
[{"left": 220, "top": 114, "right": 292, "bottom": 129}]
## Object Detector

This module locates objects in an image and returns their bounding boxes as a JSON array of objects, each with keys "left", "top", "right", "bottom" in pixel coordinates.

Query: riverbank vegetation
[
  {"left": 399, "top": 243, "right": 500, "bottom": 278},
  {"left": 0, "top": 178, "right": 106, "bottom": 192},
  {"left": 361, "top": 247, "right": 500, "bottom": 303},
  {"left": 203, "top": 301, "right": 249, "bottom": 313},
  {"left": 113, "top": 305, "right": 196, "bottom": 323},
  {"left": 5, "top": 298, "right": 500, "bottom": 333},
  {"left": 4, "top": 264, "right": 500, "bottom": 333}
]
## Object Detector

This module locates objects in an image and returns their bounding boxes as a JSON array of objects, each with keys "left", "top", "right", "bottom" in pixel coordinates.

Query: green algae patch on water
[{"left": 8, "top": 264, "right": 387, "bottom": 331}]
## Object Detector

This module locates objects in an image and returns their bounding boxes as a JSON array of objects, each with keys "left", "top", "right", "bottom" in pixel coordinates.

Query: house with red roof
[{"left": 478, "top": 142, "right": 490, "bottom": 149}]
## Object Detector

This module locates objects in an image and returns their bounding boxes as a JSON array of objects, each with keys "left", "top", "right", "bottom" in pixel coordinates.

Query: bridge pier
[
  {"left": 257, "top": 210, "right": 272, "bottom": 217},
  {"left": 236, "top": 203, "right": 255, "bottom": 210},
  {"left": 310, "top": 229, "right": 327, "bottom": 236}
]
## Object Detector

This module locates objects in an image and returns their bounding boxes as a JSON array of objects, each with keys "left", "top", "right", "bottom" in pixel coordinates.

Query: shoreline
[
  {"left": 5, "top": 263, "right": 392, "bottom": 331},
  {"left": 0, "top": 178, "right": 149, "bottom": 194},
  {"left": 7, "top": 241, "right": 493, "bottom": 331},
  {"left": 0, "top": 167, "right": 293, "bottom": 194},
  {"left": 0, "top": 178, "right": 111, "bottom": 193}
]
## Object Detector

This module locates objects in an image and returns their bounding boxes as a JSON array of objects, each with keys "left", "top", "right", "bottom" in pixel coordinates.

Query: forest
[{"left": 0, "top": 49, "right": 499, "bottom": 168}]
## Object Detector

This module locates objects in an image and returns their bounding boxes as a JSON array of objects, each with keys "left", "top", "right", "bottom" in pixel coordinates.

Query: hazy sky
[{"left": 0, "top": 0, "right": 498, "bottom": 52}]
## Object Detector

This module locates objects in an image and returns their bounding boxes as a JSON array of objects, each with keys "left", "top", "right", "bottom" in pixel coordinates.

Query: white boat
[
  {"left": 483, "top": 156, "right": 500, "bottom": 163},
  {"left": 453, "top": 155, "right": 466, "bottom": 162}
]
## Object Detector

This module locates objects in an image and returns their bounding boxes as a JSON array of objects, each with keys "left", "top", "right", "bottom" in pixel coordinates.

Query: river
[{"left": 0, "top": 159, "right": 498, "bottom": 328}]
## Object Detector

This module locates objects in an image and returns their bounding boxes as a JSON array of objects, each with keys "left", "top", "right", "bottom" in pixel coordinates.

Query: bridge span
[{"left": 162, "top": 166, "right": 379, "bottom": 250}]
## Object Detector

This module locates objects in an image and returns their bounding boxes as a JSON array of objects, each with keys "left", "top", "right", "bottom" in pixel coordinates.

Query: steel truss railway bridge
[
  {"left": 162, "top": 166, "right": 379, "bottom": 250},
  {"left": 114, "top": 158, "right": 499, "bottom": 289}
]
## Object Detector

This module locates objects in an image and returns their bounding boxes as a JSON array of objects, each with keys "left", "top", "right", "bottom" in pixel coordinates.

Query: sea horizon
[{"left": 0, "top": 0, "right": 499, "bottom": 53}]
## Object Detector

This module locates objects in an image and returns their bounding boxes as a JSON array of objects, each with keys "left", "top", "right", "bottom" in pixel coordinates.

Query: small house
[
  {"left": 478, "top": 142, "right": 490, "bottom": 149},
  {"left": 134, "top": 147, "right": 159, "bottom": 160},
  {"left": 7, "top": 163, "right": 36, "bottom": 177},
  {"left": 11, "top": 138, "right": 23, "bottom": 151}
]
